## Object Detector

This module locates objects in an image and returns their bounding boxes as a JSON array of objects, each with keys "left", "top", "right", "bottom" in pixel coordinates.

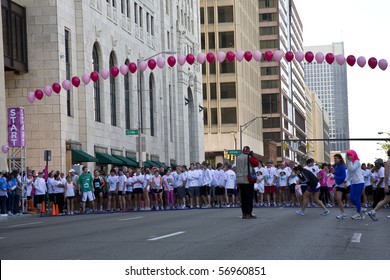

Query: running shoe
[
  {"left": 296, "top": 209, "right": 305, "bottom": 216},
  {"left": 336, "top": 213, "right": 347, "bottom": 219},
  {"left": 367, "top": 211, "right": 378, "bottom": 221},
  {"left": 386, "top": 215, "right": 390, "bottom": 219},
  {"left": 321, "top": 210, "right": 330, "bottom": 216},
  {"left": 351, "top": 213, "right": 365, "bottom": 220}
]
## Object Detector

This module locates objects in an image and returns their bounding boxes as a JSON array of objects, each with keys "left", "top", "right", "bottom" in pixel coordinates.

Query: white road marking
[
  {"left": 0, "top": 237, "right": 6, "bottom": 240},
  {"left": 351, "top": 233, "right": 362, "bottom": 243},
  {"left": 118, "top": 216, "right": 143, "bottom": 221},
  {"left": 7, "top": 222, "right": 43, "bottom": 228},
  {"left": 148, "top": 231, "right": 186, "bottom": 241}
]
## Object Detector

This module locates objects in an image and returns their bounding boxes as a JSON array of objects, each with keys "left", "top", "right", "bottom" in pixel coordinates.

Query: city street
[{"left": 0, "top": 207, "right": 389, "bottom": 260}]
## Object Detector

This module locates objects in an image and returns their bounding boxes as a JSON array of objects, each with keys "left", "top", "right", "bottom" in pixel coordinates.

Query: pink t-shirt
[{"left": 318, "top": 170, "right": 328, "bottom": 186}]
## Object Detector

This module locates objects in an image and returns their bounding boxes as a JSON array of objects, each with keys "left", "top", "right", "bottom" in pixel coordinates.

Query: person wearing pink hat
[{"left": 346, "top": 149, "right": 365, "bottom": 220}]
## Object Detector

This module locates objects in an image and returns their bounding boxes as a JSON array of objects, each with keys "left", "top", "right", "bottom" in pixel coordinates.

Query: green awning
[
  {"left": 71, "top": 149, "right": 98, "bottom": 163},
  {"left": 150, "top": 160, "right": 163, "bottom": 167},
  {"left": 152, "top": 160, "right": 170, "bottom": 170},
  {"left": 146, "top": 160, "right": 160, "bottom": 167},
  {"left": 143, "top": 161, "right": 154, "bottom": 168},
  {"left": 113, "top": 155, "right": 138, "bottom": 167},
  {"left": 126, "top": 157, "right": 139, "bottom": 167},
  {"left": 95, "top": 152, "right": 123, "bottom": 165}
]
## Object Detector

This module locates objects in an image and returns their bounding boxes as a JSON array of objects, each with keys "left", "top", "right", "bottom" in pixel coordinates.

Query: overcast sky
[{"left": 294, "top": 0, "right": 390, "bottom": 163}]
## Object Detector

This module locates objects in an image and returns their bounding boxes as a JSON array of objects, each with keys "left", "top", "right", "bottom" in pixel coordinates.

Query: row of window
[
  {"left": 200, "top": 32, "right": 235, "bottom": 49},
  {"left": 200, "top": 6, "right": 234, "bottom": 24},
  {"left": 203, "top": 107, "right": 237, "bottom": 125},
  {"left": 202, "top": 82, "right": 236, "bottom": 100},
  {"left": 201, "top": 60, "right": 235, "bottom": 75}
]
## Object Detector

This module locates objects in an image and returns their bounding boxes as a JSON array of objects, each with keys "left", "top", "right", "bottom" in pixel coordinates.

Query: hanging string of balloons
[{"left": 26, "top": 50, "right": 388, "bottom": 104}]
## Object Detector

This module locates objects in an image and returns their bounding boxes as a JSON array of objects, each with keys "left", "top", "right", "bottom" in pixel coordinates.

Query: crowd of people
[{"left": 0, "top": 148, "right": 389, "bottom": 221}]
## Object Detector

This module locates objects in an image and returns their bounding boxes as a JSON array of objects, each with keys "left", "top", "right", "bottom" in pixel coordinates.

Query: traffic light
[
  {"left": 306, "top": 142, "right": 310, "bottom": 151},
  {"left": 224, "top": 149, "right": 228, "bottom": 159},
  {"left": 282, "top": 142, "right": 287, "bottom": 151},
  {"left": 230, "top": 155, "right": 235, "bottom": 162}
]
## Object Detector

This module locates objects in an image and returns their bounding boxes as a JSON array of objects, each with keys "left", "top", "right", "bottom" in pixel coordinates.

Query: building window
[
  {"left": 149, "top": 74, "right": 155, "bottom": 136},
  {"left": 207, "top": 7, "right": 214, "bottom": 23},
  {"left": 220, "top": 60, "right": 235, "bottom": 74},
  {"left": 151, "top": 16, "right": 154, "bottom": 35},
  {"left": 221, "top": 108, "right": 237, "bottom": 124},
  {"left": 218, "top": 6, "right": 233, "bottom": 23},
  {"left": 259, "top": 13, "right": 275, "bottom": 22},
  {"left": 261, "top": 80, "right": 279, "bottom": 89},
  {"left": 210, "top": 83, "right": 217, "bottom": 99},
  {"left": 92, "top": 43, "right": 101, "bottom": 122},
  {"left": 167, "top": 31, "right": 170, "bottom": 49},
  {"left": 264, "top": 132, "right": 281, "bottom": 141},
  {"left": 259, "top": 0, "right": 277, "bottom": 8},
  {"left": 121, "top": 0, "right": 125, "bottom": 14},
  {"left": 139, "top": 6, "right": 143, "bottom": 27},
  {"left": 295, "top": 111, "right": 306, "bottom": 132},
  {"left": 201, "top": 33, "right": 205, "bottom": 50},
  {"left": 260, "top": 26, "right": 277, "bottom": 35},
  {"left": 260, "top": 39, "right": 278, "bottom": 49},
  {"left": 262, "top": 94, "right": 279, "bottom": 114},
  {"left": 219, "top": 31, "right": 234, "bottom": 48},
  {"left": 126, "top": 0, "right": 131, "bottom": 18},
  {"left": 208, "top": 32, "right": 215, "bottom": 49},
  {"left": 220, "top": 82, "right": 236, "bottom": 99},
  {"left": 65, "top": 29, "right": 72, "bottom": 117},
  {"left": 165, "top": 0, "right": 169, "bottom": 14},
  {"left": 110, "top": 52, "right": 117, "bottom": 126},
  {"left": 202, "top": 83, "right": 207, "bottom": 100},
  {"left": 203, "top": 108, "right": 208, "bottom": 125},
  {"left": 209, "top": 62, "right": 216, "bottom": 75},
  {"left": 263, "top": 117, "right": 280, "bottom": 128},
  {"left": 124, "top": 59, "right": 131, "bottom": 130},
  {"left": 146, "top": 12, "right": 150, "bottom": 32},
  {"left": 134, "top": 3, "right": 138, "bottom": 24},
  {"left": 200, "top": 7, "right": 204, "bottom": 24},
  {"left": 169, "top": 85, "right": 173, "bottom": 141},
  {"left": 261, "top": 66, "right": 279, "bottom": 75},
  {"left": 211, "top": 108, "right": 218, "bottom": 125}
]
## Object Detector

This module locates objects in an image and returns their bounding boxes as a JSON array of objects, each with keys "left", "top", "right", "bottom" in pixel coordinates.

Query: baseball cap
[
  {"left": 266, "top": 159, "right": 273, "bottom": 164},
  {"left": 69, "top": 169, "right": 75, "bottom": 173},
  {"left": 374, "top": 158, "right": 384, "bottom": 164}
]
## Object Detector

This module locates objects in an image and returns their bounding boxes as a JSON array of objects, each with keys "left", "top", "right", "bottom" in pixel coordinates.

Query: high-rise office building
[{"left": 304, "top": 42, "right": 350, "bottom": 152}]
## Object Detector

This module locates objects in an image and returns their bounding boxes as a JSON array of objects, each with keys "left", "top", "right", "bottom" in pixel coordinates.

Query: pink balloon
[
  {"left": 226, "top": 51, "right": 235, "bottom": 62},
  {"left": 119, "top": 64, "right": 129, "bottom": 75},
  {"left": 71, "top": 76, "right": 81, "bottom": 87},
  {"left": 90, "top": 71, "right": 99, "bottom": 82},
  {"left": 368, "top": 57, "right": 377, "bottom": 69},
  {"left": 217, "top": 51, "right": 226, "bottom": 63},
  {"left": 1, "top": 145, "right": 9, "bottom": 154},
  {"left": 52, "top": 82, "right": 61, "bottom": 93},
  {"left": 357, "top": 56, "right": 366, "bottom": 68},
  {"left": 346, "top": 55, "right": 356, "bottom": 67},
  {"left": 157, "top": 57, "right": 166, "bottom": 68},
  {"left": 197, "top": 53, "right": 206, "bottom": 64},
  {"left": 177, "top": 55, "right": 186, "bottom": 66},
  {"left": 305, "top": 51, "right": 314, "bottom": 63},
  {"left": 186, "top": 54, "right": 195, "bottom": 65},
  {"left": 62, "top": 80, "right": 71, "bottom": 91},
  {"left": 285, "top": 51, "right": 294, "bottom": 62},
  {"left": 378, "top": 59, "right": 388, "bottom": 71},
  {"left": 147, "top": 59, "right": 157, "bottom": 70},
  {"left": 335, "top": 54, "right": 345, "bottom": 65},
  {"left": 325, "top": 53, "right": 334, "bottom": 64},
  {"left": 139, "top": 61, "right": 147, "bottom": 71},
  {"left": 100, "top": 68, "right": 109, "bottom": 80},
  {"left": 206, "top": 52, "right": 215, "bottom": 63},
  {"left": 244, "top": 51, "right": 252, "bottom": 62},
  {"left": 167, "top": 56, "right": 176, "bottom": 67},
  {"left": 264, "top": 50, "right": 273, "bottom": 61},
  {"left": 253, "top": 50, "right": 262, "bottom": 62},
  {"left": 43, "top": 85, "right": 52, "bottom": 96},
  {"left": 82, "top": 73, "right": 91, "bottom": 84},
  {"left": 273, "top": 50, "right": 283, "bottom": 61},
  {"left": 35, "top": 89, "right": 44, "bottom": 100},
  {"left": 110, "top": 66, "right": 119, "bottom": 77},
  {"left": 129, "top": 62, "right": 137, "bottom": 73},
  {"left": 295, "top": 51, "right": 304, "bottom": 62},
  {"left": 27, "top": 91, "right": 35, "bottom": 103},
  {"left": 315, "top": 52, "right": 324, "bottom": 63},
  {"left": 236, "top": 50, "right": 244, "bottom": 62}
]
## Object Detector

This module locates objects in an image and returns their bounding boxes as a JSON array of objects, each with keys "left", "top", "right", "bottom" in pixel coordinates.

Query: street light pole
[
  {"left": 136, "top": 51, "right": 176, "bottom": 168},
  {"left": 239, "top": 116, "right": 267, "bottom": 150}
]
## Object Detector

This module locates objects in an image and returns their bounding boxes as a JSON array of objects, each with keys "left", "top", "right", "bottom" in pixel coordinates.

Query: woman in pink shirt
[
  {"left": 151, "top": 170, "right": 163, "bottom": 210},
  {"left": 318, "top": 163, "right": 331, "bottom": 207},
  {"left": 162, "top": 170, "right": 175, "bottom": 210}
]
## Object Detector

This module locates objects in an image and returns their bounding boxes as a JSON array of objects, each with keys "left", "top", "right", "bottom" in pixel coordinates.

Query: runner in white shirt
[
  {"left": 224, "top": 165, "right": 237, "bottom": 207},
  {"left": 143, "top": 169, "right": 151, "bottom": 211},
  {"left": 201, "top": 163, "right": 212, "bottom": 208},
  {"left": 187, "top": 164, "right": 201, "bottom": 208},
  {"left": 264, "top": 160, "right": 277, "bottom": 207},
  {"left": 117, "top": 169, "right": 127, "bottom": 211},
  {"left": 277, "top": 162, "right": 290, "bottom": 206},
  {"left": 214, "top": 163, "right": 226, "bottom": 207},
  {"left": 254, "top": 163, "right": 266, "bottom": 207},
  {"left": 107, "top": 169, "right": 119, "bottom": 212},
  {"left": 53, "top": 173, "right": 65, "bottom": 215},
  {"left": 33, "top": 171, "right": 47, "bottom": 214},
  {"left": 125, "top": 170, "right": 134, "bottom": 210},
  {"left": 174, "top": 166, "right": 187, "bottom": 209},
  {"left": 131, "top": 169, "right": 144, "bottom": 211},
  {"left": 64, "top": 175, "right": 76, "bottom": 215}
]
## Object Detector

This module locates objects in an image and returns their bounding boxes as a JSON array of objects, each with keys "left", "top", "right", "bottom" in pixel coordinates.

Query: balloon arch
[{"left": 24, "top": 49, "right": 388, "bottom": 104}]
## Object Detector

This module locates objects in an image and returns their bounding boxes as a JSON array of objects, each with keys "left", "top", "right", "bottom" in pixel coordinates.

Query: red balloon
[
  {"left": 128, "top": 62, "right": 137, "bottom": 73},
  {"left": 368, "top": 57, "right": 378, "bottom": 69},
  {"left": 346, "top": 55, "right": 356, "bottom": 66},
  {"left": 244, "top": 51, "right": 252, "bottom": 62},
  {"left": 71, "top": 76, "right": 81, "bottom": 87},
  {"left": 52, "top": 82, "right": 61, "bottom": 93},
  {"left": 35, "top": 89, "right": 44, "bottom": 100},
  {"left": 167, "top": 56, "right": 176, "bottom": 67},
  {"left": 285, "top": 51, "right": 294, "bottom": 62},
  {"left": 90, "top": 71, "right": 99, "bottom": 82},
  {"left": 325, "top": 53, "right": 334, "bottom": 64},
  {"left": 206, "top": 52, "right": 215, "bottom": 63},
  {"left": 264, "top": 50, "right": 273, "bottom": 61},
  {"left": 110, "top": 66, "right": 119, "bottom": 77},
  {"left": 148, "top": 59, "right": 157, "bottom": 70},
  {"left": 226, "top": 51, "right": 235, "bottom": 62},
  {"left": 186, "top": 54, "right": 195, "bottom": 65},
  {"left": 305, "top": 51, "right": 314, "bottom": 63}
]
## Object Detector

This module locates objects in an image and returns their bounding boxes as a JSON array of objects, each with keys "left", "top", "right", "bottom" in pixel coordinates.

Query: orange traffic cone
[
  {"left": 51, "top": 203, "right": 56, "bottom": 216},
  {"left": 41, "top": 201, "right": 46, "bottom": 213},
  {"left": 55, "top": 204, "right": 60, "bottom": 216}
]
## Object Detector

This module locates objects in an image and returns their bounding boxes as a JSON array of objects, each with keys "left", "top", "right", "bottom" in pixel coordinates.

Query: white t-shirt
[
  {"left": 264, "top": 167, "right": 277, "bottom": 186},
  {"left": 126, "top": 176, "right": 133, "bottom": 192},
  {"left": 65, "top": 182, "right": 75, "bottom": 197},
  {"left": 362, "top": 169, "right": 372, "bottom": 186},
  {"left": 131, "top": 174, "right": 144, "bottom": 189},
  {"left": 254, "top": 168, "right": 265, "bottom": 189},
  {"left": 214, "top": 169, "right": 225, "bottom": 187},
  {"left": 277, "top": 168, "right": 290, "bottom": 187},
  {"left": 187, "top": 170, "right": 200, "bottom": 187},
  {"left": 174, "top": 173, "right": 186, "bottom": 188},
  {"left": 224, "top": 169, "right": 236, "bottom": 189},
  {"left": 47, "top": 177, "right": 55, "bottom": 194},
  {"left": 117, "top": 174, "right": 127, "bottom": 191},
  {"left": 376, "top": 166, "right": 385, "bottom": 188},
  {"left": 34, "top": 177, "right": 47, "bottom": 195},
  {"left": 202, "top": 169, "right": 212, "bottom": 186},
  {"left": 53, "top": 179, "right": 64, "bottom": 194},
  {"left": 107, "top": 175, "right": 118, "bottom": 192}
]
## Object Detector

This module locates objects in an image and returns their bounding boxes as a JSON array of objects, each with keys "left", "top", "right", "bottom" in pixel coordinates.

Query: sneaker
[
  {"left": 361, "top": 208, "right": 367, "bottom": 213},
  {"left": 321, "top": 210, "right": 330, "bottom": 216},
  {"left": 387, "top": 215, "right": 390, "bottom": 219},
  {"left": 336, "top": 213, "right": 347, "bottom": 219},
  {"left": 367, "top": 211, "right": 378, "bottom": 221},
  {"left": 296, "top": 209, "right": 305, "bottom": 216},
  {"left": 351, "top": 213, "right": 365, "bottom": 220},
  {"left": 345, "top": 204, "right": 350, "bottom": 208}
]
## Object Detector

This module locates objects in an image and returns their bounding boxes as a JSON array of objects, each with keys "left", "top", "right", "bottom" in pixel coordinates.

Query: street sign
[
  {"left": 228, "top": 149, "right": 241, "bottom": 155},
  {"left": 126, "top": 129, "right": 138, "bottom": 135}
]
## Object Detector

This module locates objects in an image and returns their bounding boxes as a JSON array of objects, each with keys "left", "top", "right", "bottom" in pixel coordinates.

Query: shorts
[
  {"left": 133, "top": 188, "right": 143, "bottom": 194},
  {"left": 152, "top": 188, "right": 163, "bottom": 194},
  {"left": 82, "top": 191, "right": 95, "bottom": 202},
  {"left": 200, "top": 185, "right": 210, "bottom": 196},
  {"left": 66, "top": 196, "right": 74, "bottom": 200},
  {"left": 278, "top": 186, "right": 287, "bottom": 191},
  {"left": 226, "top": 189, "right": 235, "bottom": 196},
  {"left": 189, "top": 187, "right": 200, "bottom": 197},
  {"left": 365, "top": 185, "right": 373, "bottom": 196},
  {"left": 94, "top": 189, "right": 103, "bottom": 197},
  {"left": 34, "top": 194, "right": 45, "bottom": 204},
  {"left": 265, "top": 186, "right": 276, "bottom": 194},
  {"left": 346, "top": 186, "right": 351, "bottom": 193},
  {"left": 289, "top": 184, "right": 296, "bottom": 194},
  {"left": 215, "top": 186, "right": 225, "bottom": 196},
  {"left": 176, "top": 187, "right": 186, "bottom": 199},
  {"left": 301, "top": 185, "right": 308, "bottom": 193},
  {"left": 306, "top": 187, "right": 320, "bottom": 193},
  {"left": 48, "top": 193, "right": 55, "bottom": 202},
  {"left": 108, "top": 191, "right": 117, "bottom": 197},
  {"left": 336, "top": 186, "right": 348, "bottom": 194},
  {"left": 118, "top": 191, "right": 126, "bottom": 196},
  {"left": 386, "top": 190, "right": 390, "bottom": 196},
  {"left": 254, "top": 184, "right": 264, "bottom": 193},
  {"left": 126, "top": 191, "right": 133, "bottom": 195}
]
